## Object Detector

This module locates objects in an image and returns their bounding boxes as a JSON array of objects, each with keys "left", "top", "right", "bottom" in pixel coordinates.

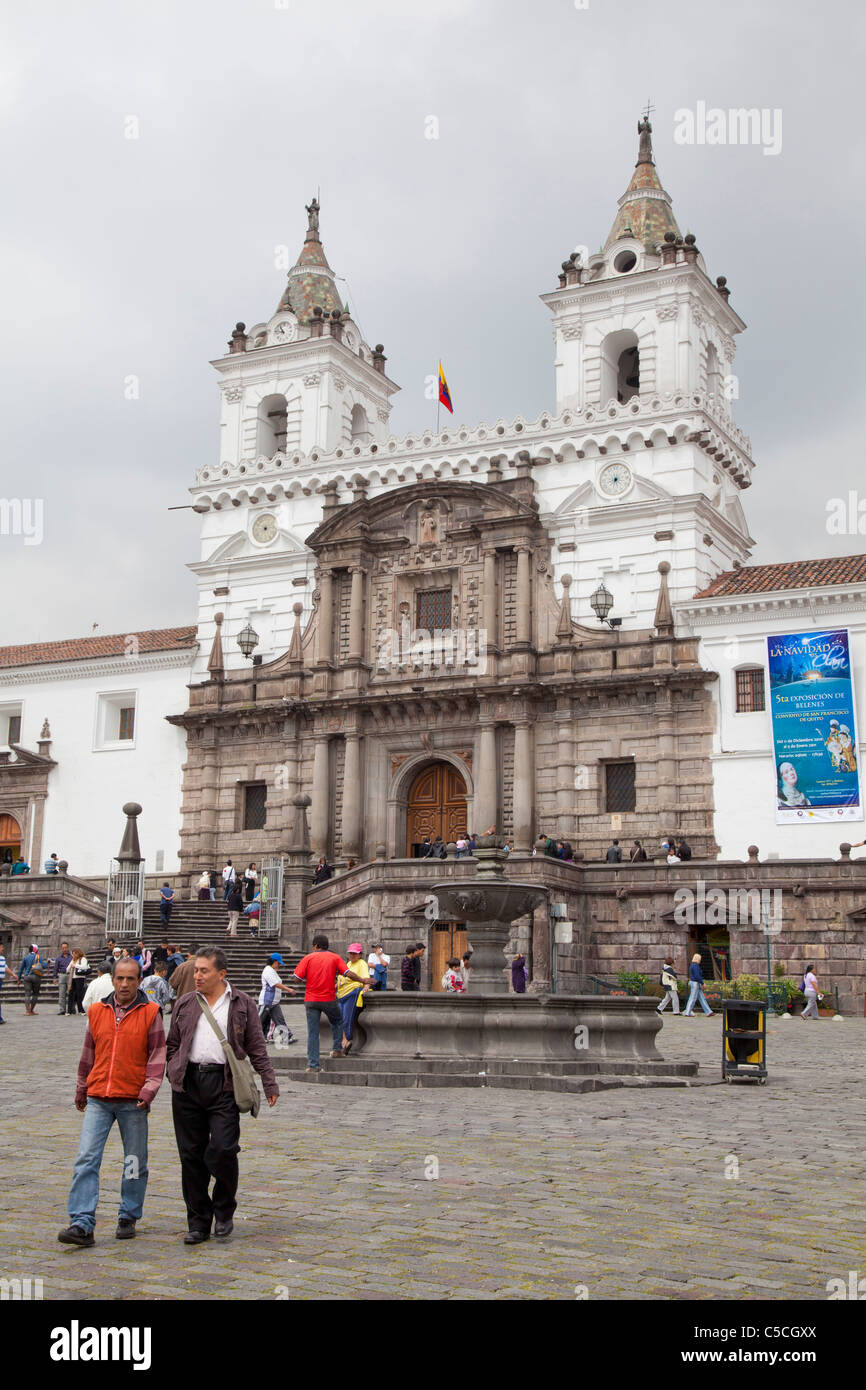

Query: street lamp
[
  {"left": 237, "top": 622, "right": 261, "bottom": 664},
  {"left": 589, "top": 581, "right": 622, "bottom": 629}
]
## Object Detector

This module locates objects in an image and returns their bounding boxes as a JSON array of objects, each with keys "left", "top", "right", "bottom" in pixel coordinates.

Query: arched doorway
[
  {"left": 0, "top": 813, "right": 22, "bottom": 866},
  {"left": 406, "top": 762, "right": 467, "bottom": 856}
]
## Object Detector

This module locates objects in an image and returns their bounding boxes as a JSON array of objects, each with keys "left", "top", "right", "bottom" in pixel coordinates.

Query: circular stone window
[{"left": 614, "top": 250, "right": 637, "bottom": 274}]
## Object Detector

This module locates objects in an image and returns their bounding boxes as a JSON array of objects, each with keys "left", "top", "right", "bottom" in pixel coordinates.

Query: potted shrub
[{"left": 616, "top": 971, "right": 649, "bottom": 997}]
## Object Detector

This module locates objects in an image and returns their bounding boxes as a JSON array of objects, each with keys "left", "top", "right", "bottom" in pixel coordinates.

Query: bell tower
[{"left": 211, "top": 198, "right": 399, "bottom": 463}]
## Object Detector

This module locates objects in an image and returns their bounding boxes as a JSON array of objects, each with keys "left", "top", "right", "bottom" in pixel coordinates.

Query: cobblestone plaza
[{"left": 2, "top": 1004, "right": 863, "bottom": 1301}]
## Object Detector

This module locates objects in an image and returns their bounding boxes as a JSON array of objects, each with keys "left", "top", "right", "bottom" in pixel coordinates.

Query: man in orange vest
[{"left": 58, "top": 958, "right": 166, "bottom": 1247}]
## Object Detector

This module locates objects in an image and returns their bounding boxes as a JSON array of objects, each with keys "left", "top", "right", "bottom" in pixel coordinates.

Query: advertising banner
[{"left": 767, "top": 629, "right": 863, "bottom": 824}]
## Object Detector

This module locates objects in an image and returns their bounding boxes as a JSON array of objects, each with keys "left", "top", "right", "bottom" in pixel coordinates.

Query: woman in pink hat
[{"left": 335, "top": 944, "right": 371, "bottom": 1054}]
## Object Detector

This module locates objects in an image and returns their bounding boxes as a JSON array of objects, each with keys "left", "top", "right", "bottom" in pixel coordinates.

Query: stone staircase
[
  {"left": 2, "top": 901, "right": 301, "bottom": 1003},
  {"left": 270, "top": 1051, "right": 710, "bottom": 1091}
]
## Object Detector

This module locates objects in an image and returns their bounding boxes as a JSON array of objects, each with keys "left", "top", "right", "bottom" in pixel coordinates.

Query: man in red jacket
[{"left": 58, "top": 958, "right": 166, "bottom": 1248}]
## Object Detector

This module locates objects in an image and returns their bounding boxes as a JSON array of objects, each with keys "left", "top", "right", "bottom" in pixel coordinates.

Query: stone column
[
  {"left": 476, "top": 724, "right": 498, "bottom": 832},
  {"left": 512, "top": 721, "right": 534, "bottom": 851},
  {"left": 556, "top": 712, "right": 575, "bottom": 839},
  {"left": 347, "top": 566, "right": 366, "bottom": 663},
  {"left": 310, "top": 737, "right": 330, "bottom": 857},
  {"left": 515, "top": 545, "right": 532, "bottom": 647},
  {"left": 315, "top": 569, "right": 334, "bottom": 666},
  {"left": 342, "top": 734, "right": 361, "bottom": 857},
  {"left": 482, "top": 550, "right": 498, "bottom": 649}
]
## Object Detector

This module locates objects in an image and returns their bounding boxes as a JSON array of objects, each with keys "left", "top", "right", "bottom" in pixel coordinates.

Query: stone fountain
[
  {"left": 275, "top": 834, "right": 698, "bottom": 1088},
  {"left": 430, "top": 834, "right": 547, "bottom": 993}
]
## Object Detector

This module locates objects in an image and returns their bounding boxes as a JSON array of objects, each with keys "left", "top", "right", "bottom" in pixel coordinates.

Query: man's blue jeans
[
  {"left": 305, "top": 1001, "right": 343, "bottom": 1069},
  {"left": 67, "top": 1098, "right": 149, "bottom": 1232}
]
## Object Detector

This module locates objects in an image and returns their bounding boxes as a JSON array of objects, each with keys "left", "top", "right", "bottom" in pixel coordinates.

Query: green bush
[{"left": 616, "top": 971, "right": 649, "bottom": 996}]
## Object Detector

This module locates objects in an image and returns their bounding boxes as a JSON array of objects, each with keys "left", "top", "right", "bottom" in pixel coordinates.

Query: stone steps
[{"left": 269, "top": 1051, "right": 706, "bottom": 1090}]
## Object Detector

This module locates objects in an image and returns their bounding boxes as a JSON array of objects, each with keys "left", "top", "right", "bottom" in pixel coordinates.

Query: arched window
[
  {"left": 599, "top": 329, "right": 640, "bottom": 405},
  {"left": 256, "top": 394, "right": 288, "bottom": 457},
  {"left": 350, "top": 403, "right": 371, "bottom": 444}
]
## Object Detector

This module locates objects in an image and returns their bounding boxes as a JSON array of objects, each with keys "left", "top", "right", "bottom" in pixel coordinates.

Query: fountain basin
[{"left": 354, "top": 992, "right": 664, "bottom": 1063}]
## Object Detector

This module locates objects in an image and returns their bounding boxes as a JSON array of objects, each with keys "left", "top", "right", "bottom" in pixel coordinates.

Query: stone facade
[{"left": 171, "top": 475, "right": 720, "bottom": 882}]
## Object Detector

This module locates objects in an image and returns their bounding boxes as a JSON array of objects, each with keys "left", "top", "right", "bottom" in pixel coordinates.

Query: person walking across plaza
[
  {"left": 19, "top": 942, "right": 45, "bottom": 1015},
  {"left": 292, "top": 934, "right": 365, "bottom": 1070},
  {"left": 258, "top": 953, "right": 296, "bottom": 1043},
  {"left": 54, "top": 941, "right": 73, "bottom": 1015},
  {"left": 83, "top": 963, "right": 116, "bottom": 1013},
  {"left": 801, "top": 962, "right": 821, "bottom": 1019},
  {"left": 225, "top": 880, "right": 244, "bottom": 937},
  {"left": 657, "top": 957, "right": 680, "bottom": 1014},
  {"left": 57, "top": 957, "right": 165, "bottom": 1247},
  {"left": 401, "top": 945, "right": 418, "bottom": 991},
  {"left": 0, "top": 947, "right": 17, "bottom": 1022},
  {"left": 69, "top": 949, "right": 90, "bottom": 1014},
  {"left": 511, "top": 952, "right": 528, "bottom": 994},
  {"left": 159, "top": 882, "right": 175, "bottom": 926},
  {"left": 167, "top": 943, "right": 200, "bottom": 1001},
  {"left": 683, "top": 953, "right": 714, "bottom": 1016},
  {"left": 166, "top": 947, "right": 278, "bottom": 1243},
  {"left": 336, "top": 944, "right": 371, "bottom": 1054},
  {"left": 367, "top": 944, "right": 390, "bottom": 991}
]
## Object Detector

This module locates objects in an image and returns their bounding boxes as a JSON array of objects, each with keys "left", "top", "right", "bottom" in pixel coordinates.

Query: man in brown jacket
[
  {"left": 166, "top": 947, "right": 278, "bottom": 1244},
  {"left": 166, "top": 942, "right": 199, "bottom": 1002}
]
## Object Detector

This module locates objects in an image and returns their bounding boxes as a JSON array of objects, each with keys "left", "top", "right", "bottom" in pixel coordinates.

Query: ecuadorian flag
[{"left": 438, "top": 361, "right": 454, "bottom": 414}]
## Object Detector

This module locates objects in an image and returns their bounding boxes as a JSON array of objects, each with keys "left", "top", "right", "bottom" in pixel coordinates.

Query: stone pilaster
[
  {"left": 512, "top": 721, "right": 534, "bottom": 851},
  {"left": 310, "top": 736, "right": 330, "bottom": 858},
  {"left": 342, "top": 734, "right": 362, "bottom": 857}
]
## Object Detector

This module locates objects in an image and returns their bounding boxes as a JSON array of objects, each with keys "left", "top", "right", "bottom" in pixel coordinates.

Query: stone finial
[
  {"left": 747, "top": 844, "right": 760, "bottom": 862},
  {"left": 716, "top": 275, "right": 731, "bottom": 302},
  {"left": 556, "top": 574, "right": 574, "bottom": 642},
  {"left": 288, "top": 602, "right": 304, "bottom": 662},
  {"left": 116, "top": 803, "right": 143, "bottom": 868},
  {"left": 375, "top": 843, "right": 386, "bottom": 862},
  {"left": 372, "top": 345, "right": 386, "bottom": 373},
  {"left": 228, "top": 322, "right": 247, "bottom": 354},
  {"left": 839, "top": 842, "right": 852, "bottom": 860},
  {"left": 208, "top": 612, "right": 225, "bottom": 682},
  {"left": 653, "top": 561, "right": 674, "bottom": 638},
  {"left": 290, "top": 793, "right": 312, "bottom": 852},
  {"left": 40, "top": 718, "right": 51, "bottom": 740},
  {"left": 57, "top": 859, "right": 69, "bottom": 876},
  {"left": 310, "top": 305, "right": 324, "bottom": 338}
]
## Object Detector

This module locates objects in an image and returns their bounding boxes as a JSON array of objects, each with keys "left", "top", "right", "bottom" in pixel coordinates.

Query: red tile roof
[
  {"left": 0, "top": 626, "right": 198, "bottom": 669},
  {"left": 695, "top": 555, "right": 866, "bottom": 599}
]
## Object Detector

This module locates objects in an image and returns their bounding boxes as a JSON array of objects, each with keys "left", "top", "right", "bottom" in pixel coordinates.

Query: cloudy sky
[{"left": 2, "top": 0, "right": 864, "bottom": 644}]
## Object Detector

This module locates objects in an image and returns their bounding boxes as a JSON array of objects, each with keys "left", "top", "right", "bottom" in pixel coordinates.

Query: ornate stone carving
[
  {"left": 692, "top": 304, "right": 706, "bottom": 328},
  {"left": 377, "top": 409, "right": 389, "bottom": 423},
  {"left": 222, "top": 385, "right": 244, "bottom": 402},
  {"left": 656, "top": 303, "right": 678, "bottom": 322},
  {"left": 390, "top": 753, "right": 410, "bottom": 775},
  {"left": 561, "top": 322, "right": 582, "bottom": 340},
  {"left": 334, "top": 376, "right": 346, "bottom": 392},
  {"left": 303, "top": 373, "right": 320, "bottom": 388}
]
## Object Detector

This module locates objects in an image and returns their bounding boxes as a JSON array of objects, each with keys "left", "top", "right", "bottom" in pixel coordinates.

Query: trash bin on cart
[{"left": 722, "top": 998, "right": 767, "bottom": 1084}]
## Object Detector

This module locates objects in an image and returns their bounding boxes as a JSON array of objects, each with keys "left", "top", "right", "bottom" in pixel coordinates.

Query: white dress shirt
[{"left": 189, "top": 983, "right": 232, "bottom": 1063}]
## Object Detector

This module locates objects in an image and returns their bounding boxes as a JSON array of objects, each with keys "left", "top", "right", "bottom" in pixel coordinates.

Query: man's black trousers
[{"left": 172, "top": 1064, "right": 241, "bottom": 1232}]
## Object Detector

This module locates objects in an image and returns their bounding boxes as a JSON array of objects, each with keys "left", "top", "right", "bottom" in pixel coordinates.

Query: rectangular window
[
  {"left": 94, "top": 692, "right": 137, "bottom": 750},
  {"left": 118, "top": 706, "right": 135, "bottom": 740},
  {"left": 735, "top": 669, "right": 765, "bottom": 713},
  {"left": 243, "top": 783, "right": 267, "bottom": 831},
  {"left": 605, "top": 761, "right": 636, "bottom": 814},
  {"left": 416, "top": 588, "right": 452, "bottom": 632},
  {"left": 7, "top": 714, "right": 21, "bottom": 744}
]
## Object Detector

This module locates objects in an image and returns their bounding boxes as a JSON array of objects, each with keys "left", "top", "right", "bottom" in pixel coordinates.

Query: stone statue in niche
[{"left": 419, "top": 509, "right": 438, "bottom": 545}]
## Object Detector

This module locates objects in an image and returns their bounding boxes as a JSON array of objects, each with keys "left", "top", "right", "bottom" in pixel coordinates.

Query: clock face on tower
[
  {"left": 598, "top": 462, "right": 633, "bottom": 498},
  {"left": 251, "top": 514, "right": 277, "bottom": 544}
]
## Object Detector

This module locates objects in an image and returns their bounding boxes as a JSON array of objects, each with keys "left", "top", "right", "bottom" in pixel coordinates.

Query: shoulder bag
[{"left": 194, "top": 994, "right": 262, "bottom": 1117}]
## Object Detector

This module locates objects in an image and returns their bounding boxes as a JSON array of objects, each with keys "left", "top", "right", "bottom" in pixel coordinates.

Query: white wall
[
  {"left": 683, "top": 600, "right": 866, "bottom": 860},
  {"left": 0, "top": 653, "right": 195, "bottom": 879}
]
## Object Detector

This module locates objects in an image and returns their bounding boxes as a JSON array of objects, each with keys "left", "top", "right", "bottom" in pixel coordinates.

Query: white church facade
[{"left": 1, "top": 117, "right": 863, "bottom": 883}]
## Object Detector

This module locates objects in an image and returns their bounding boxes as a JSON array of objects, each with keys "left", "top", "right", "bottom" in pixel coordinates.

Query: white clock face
[
  {"left": 251, "top": 514, "right": 277, "bottom": 544},
  {"left": 598, "top": 462, "right": 632, "bottom": 497},
  {"left": 271, "top": 317, "right": 297, "bottom": 344}
]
